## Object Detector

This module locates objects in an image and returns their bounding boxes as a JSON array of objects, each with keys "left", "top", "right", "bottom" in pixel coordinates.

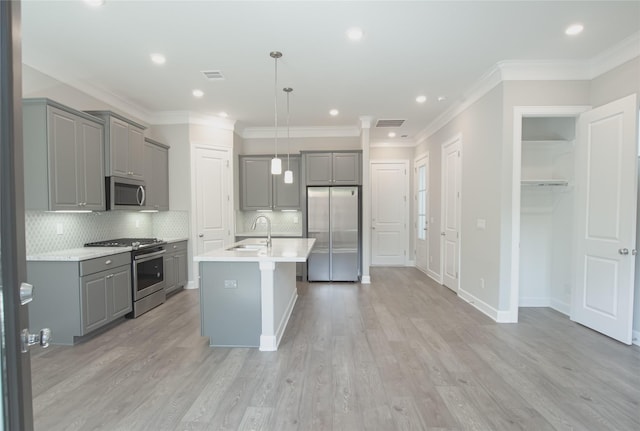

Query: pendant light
[
  {"left": 270, "top": 51, "right": 282, "bottom": 175},
  {"left": 283, "top": 87, "right": 294, "bottom": 184}
]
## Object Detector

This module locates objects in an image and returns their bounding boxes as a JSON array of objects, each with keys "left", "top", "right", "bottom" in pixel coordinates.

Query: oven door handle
[{"left": 134, "top": 249, "right": 166, "bottom": 261}]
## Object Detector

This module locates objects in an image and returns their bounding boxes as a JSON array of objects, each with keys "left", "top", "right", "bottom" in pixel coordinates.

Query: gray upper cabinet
[
  {"left": 273, "top": 157, "right": 301, "bottom": 209},
  {"left": 23, "top": 98, "right": 106, "bottom": 211},
  {"left": 240, "top": 155, "right": 301, "bottom": 210},
  {"left": 85, "top": 111, "right": 147, "bottom": 180},
  {"left": 240, "top": 157, "right": 273, "bottom": 210},
  {"left": 304, "top": 152, "right": 361, "bottom": 185},
  {"left": 143, "top": 138, "right": 170, "bottom": 211}
]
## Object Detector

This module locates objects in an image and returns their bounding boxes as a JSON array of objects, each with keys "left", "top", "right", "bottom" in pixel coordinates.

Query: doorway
[
  {"left": 191, "top": 144, "right": 233, "bottom": 283},
  {"left": 414, "top": 154, "right": 430, "bottom": 274},
  {"left": 511, "top": 98, "right": 638, "bottom": 345},
  {"left": 441, "top": 135, "right": 461, "bottom": 292},
  {"left": 370, "top": 160, "right": 409, "bottom": 266}
]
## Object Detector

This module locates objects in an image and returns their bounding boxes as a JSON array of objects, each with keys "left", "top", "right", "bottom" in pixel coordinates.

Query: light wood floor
[{"left": 31, "top": 267, "right": 640, "bottom": 430}]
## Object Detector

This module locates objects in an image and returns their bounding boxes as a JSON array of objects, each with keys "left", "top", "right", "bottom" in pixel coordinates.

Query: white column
[
  {"left": 359, "top": 116, "right": 373, "bottom": 284},
  {"left": 258, "top": 260, "right": 277, "bottom": 351}
]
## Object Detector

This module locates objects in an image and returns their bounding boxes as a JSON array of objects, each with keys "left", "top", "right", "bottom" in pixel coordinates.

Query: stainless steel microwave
[{"left": 106, "top": 177, "right": 146, "bottom": 210}]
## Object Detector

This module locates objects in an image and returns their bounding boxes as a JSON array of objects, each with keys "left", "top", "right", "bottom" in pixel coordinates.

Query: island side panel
[
  {"left": 274, "top": 262, "right": 297, "bottom": 347},
  {"left": 199, "top": 261, "right": 261, "bottom": 347}
]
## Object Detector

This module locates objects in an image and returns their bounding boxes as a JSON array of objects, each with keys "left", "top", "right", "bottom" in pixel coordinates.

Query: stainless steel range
[{"left": 85, "top": 238, "right": 166, "bottom": 317}]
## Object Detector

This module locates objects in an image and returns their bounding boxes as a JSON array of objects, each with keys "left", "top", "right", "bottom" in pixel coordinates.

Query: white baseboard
[
  {"left": 458, "top": 288, "right": 516, "bottom": 323},
  {"left": 407, "top": 259, "right": 416, "bottom": 267},
  {"left": 550, "top": 298, "right": 570, "bottom": 316},
  {"left": 632, "top": 329, "right": 640, "bottom": 347},
  {"left": 184, "top": 280, "right": 197, "bottom": 290},
  {"left": 275, "top": 291, "right": 298, "bottom": 349},
  {"left": 427, "top": 269, "right": 442, "bottom": 284},
  {"left": 519, "top": 297, "right": 550, "bottom": 307},
  {"left": 361, "top": 275, "right": 371, "bottom": 284},
  {"left": 259, "top": 335, "right": 277, "bottom": 351}
]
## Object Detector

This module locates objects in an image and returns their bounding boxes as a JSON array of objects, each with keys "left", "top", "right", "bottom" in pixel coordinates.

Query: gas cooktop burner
[{"left": 84, "top": 238, "right": 164, "bottom": 249}]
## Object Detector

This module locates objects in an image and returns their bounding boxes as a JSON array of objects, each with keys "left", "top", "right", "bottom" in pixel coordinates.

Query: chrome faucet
[{"left": 251, "top": 215, "right": 272, "bottom": 248}]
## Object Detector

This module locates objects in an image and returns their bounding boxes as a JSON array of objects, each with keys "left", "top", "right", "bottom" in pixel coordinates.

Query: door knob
[
  {"left": 441, "top": 232, "right": 446, "bottom": 236},
  {"left": 619, "top": 248, "right": 629, "bottom": 255},
  {"left": 198, "top": 234, "right": 204, "bottom": 238}
]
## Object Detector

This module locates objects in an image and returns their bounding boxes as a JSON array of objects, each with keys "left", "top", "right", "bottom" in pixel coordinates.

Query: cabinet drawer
[
  {"left": 80, "top": 253, "right": 130, "bottom": 276},
  {"left": 167, "top": 241, "right": 187, "bottom": 253}
]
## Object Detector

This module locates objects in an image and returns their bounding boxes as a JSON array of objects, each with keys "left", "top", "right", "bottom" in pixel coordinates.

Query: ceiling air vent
[
  {"left": 202, "top": 70, "right": 225, "bottom": 80},
  {"left": 376, "top": 119, "right": 405, "bottom": 128}
]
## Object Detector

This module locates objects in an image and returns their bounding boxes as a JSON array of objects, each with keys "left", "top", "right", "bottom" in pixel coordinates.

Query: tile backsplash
[
  {"left": 236, "top": 210, "right": 303, "bottom": 236},
  {"left": 25, "top": 210, "right": 190, "bottom": 255}
]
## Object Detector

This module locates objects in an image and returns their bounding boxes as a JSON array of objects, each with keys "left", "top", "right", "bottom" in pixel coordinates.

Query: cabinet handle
[
  {"left": 173, "top": 245, "right": 177, "bottom": 249},
  {"left": 105, "top": 259, "right": 112, "bottom": 265},
  {"left": 106, "top": 274, "right": 114, "bottom": 279}
]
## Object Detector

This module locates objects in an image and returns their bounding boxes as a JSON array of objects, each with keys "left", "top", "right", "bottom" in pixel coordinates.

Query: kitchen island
[{"left": 194, "top": 238, "right": 315, "bottom": 351}]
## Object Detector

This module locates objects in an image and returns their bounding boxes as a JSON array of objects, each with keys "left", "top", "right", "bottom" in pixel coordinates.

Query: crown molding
[
  {"left": 150, "top": 111, "right": 236, "bottom": 130},
  {"left": 589, "top": 31, "right": 640, "bottom": 79},
  {"left": 23, "top": 61, "right": 154, "bottom": 125},
  {"left": 242, "top": 125, "right": 360, "bottom": 139},
  {"left": 359, "top": 116, "right": 374, "bottom": 129},
  {"left": 415, "top": 31, "right": 640, "bottom": 146}
]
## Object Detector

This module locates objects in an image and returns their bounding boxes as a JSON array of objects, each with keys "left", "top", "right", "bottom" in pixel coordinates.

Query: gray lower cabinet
[
  {"left": 164, "top": 241, "right": 188, "bottom": 294},
  {"left": 304, "top": 151, "right": 361, "bottom": 185},
  {"left": 27, "top": 252, "right": 132, "bottom": 345},
  {"left": 240, "top": 155, "right": 301, "bottom": 210},
  {"left": 143, "top": 138, "right": 170, "bottom": 211},
  {"left": 85, "top": 111, "right": 147, "bottom": 181},
  {"left": 23, "top": 98, "right": 106, "bottom": 211}
]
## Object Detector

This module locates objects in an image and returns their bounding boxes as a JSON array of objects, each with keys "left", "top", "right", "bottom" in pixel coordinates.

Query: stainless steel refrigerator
[{"left": 307, "top": 186, "right": 360, "bottom": 281}]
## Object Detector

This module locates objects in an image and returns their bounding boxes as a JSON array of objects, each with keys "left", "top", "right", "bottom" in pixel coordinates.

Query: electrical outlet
[
  {"left": 56, "top": 223, "right": 63, "bottom": 235},
  {"left": 135, "top": 219, "right": 140, "bottom": 228},
  {"left": 224, "top": 280, "right": 237, "bottom": 289},
  {"left": 293, "top": 215, "right": 299, "bottom": 224}
]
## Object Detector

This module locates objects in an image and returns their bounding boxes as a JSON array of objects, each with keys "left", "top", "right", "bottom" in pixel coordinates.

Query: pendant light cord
[
  {"left": 273, "top": 55, "right": 278, "bottom": 158},
  {"left": 286, "top": 90, "right": 291, "bottom": 169}
]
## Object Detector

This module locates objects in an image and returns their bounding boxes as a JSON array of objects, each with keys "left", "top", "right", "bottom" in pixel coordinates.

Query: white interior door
[
  {"left": 193, "top": 145, "right": 232, "bottom": 255},
  {"left": 441, "top": 137, "right": 461, "bottom": 292},
  {"left": 415, "top": 155, "right": 429, "bottom": 273},
  {"left": 571, "top": 94, "right": 638, "bottom": 344},
  {"left": 371, "top": 161, "right": 409, "bottom": 265}
]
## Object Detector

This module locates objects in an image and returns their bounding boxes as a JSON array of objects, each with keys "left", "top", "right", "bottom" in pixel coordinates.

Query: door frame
[
  {"left": 440, "top": 134, "right": 462, "bottom": 292},
  {"left": 414, "top": 152, "right": 430, "bottom": 275},
  {"left": 190, "top": 142, "right": 234, "bottom": 286},
  {"left": 370, "top": 159, "right": 410, "bottom": 266},
  {"left": 509, "top": 105, "right": 591, "bottom": 323},
  {"left": 1, "top": 0, "right": 34, "bottom": 428}
]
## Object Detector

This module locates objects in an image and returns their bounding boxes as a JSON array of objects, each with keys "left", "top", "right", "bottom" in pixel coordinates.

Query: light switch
[
  {"left": 56, "top": 223, "right": 64, "bottom": 235},
  {"left": 476, "top": 218, "right": 486, "bottom": 230},
  {"left": 293, "top": 215, "right": 299, "bottom": 224}
]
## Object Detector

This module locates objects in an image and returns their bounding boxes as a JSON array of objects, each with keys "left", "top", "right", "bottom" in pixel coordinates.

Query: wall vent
[
  {"left": 376, "top": 119, "right": 405, "bottom": 128},
  {"left": 202, "top": 70, "right": 225, "bottom": 80}
]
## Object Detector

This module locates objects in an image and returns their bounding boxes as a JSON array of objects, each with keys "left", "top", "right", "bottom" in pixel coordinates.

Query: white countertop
[
  {"left": 194, "top": 238, "right": 316, "bottom": 263},
  {"left": 27, "top": 247, "right": 132, "bottom": 262},
  {"left": 27, "top": 237, "right": 189, "bottom": 262}
]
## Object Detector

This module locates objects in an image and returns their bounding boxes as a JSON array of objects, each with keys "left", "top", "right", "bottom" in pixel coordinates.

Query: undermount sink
[{"left": 227, "top": 244, "right": 267, "bottom": 251}]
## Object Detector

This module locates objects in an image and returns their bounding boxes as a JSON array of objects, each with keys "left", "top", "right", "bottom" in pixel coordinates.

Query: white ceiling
[{"left": 21, "top": 1, "right": 640, "bottom": 145}]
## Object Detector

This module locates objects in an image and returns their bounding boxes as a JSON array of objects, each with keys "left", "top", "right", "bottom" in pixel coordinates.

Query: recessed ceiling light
[
  {"left": 192, "top": 89, "right": 204, "bottom": 98},
  {"left": 416, "top": 95, "right": 427, "bottom": 104},
  {"left": 84, "top": 0, "right": 105, "bottom": 7},
  {"left": 329, "top": 109, "right": 339, "bottom": 116},
  {"left": 388, "top": 132, "right": 396, "bottom": 138},
  {"left": 346, "top": 27, "right": 364, "bottom": 41},
  {"left": 437, "top": 96, "right": 447, "bottom": 102},
  {"left": 150, "top": 53, "right": 166, "bottom": 65},
  {"left": 565, "top": 23, "right": 584, "bottom": 36},
  {"left": 219, "top": 112, "right": 228, "bottom": 118}
]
